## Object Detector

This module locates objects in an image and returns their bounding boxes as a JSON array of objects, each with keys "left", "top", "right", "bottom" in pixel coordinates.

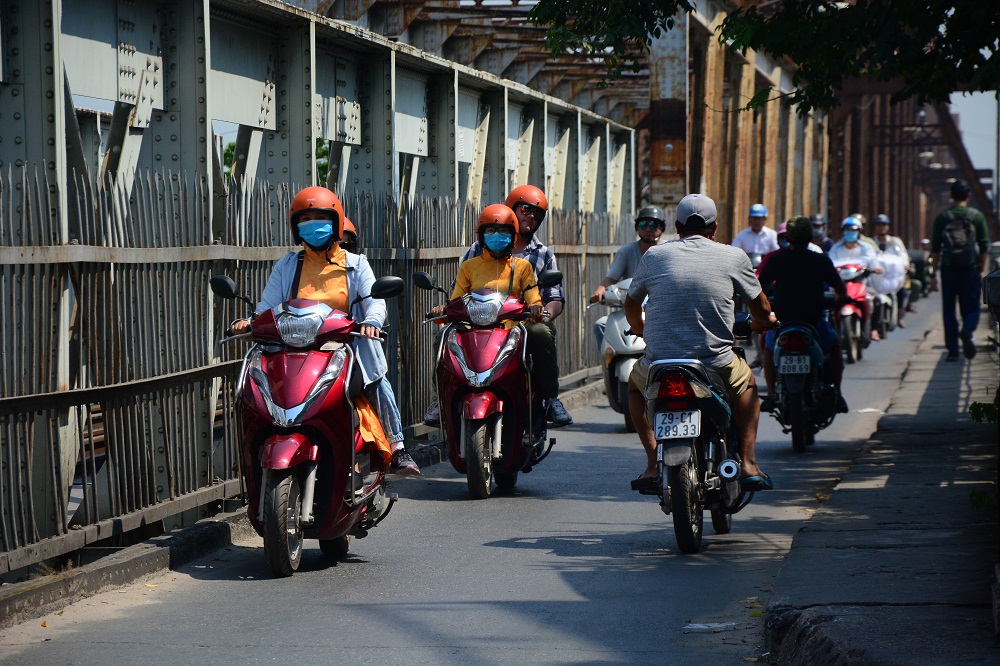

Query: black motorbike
[
  {"left": 631, "top": 313, "right": 756, "bottom": 553},
  {"left": 770, "top": 320, "right": 840, "bottom": 452}
]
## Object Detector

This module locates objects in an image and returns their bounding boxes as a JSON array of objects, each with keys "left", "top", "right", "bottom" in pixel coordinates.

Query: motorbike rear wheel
[
  {"left": 669, "top": 453, "right": 704, "bottom": 554},
  {"left": 495, "top": 471, "right": 518, "bottom": 489},
  {"left": 263, "top": 470, "right": 304, "bottom": 577},
  {"left": 465, "top": 419, "right": 493, "bottom": 499},
  {"left": 839, "top": 317, "right": 855, "bottom": 364},
  {"left": 789, "top": 395, "right": 808, "bottom": 453},
  {"left": 319, "top": 535, "right": 351, "bottom": 557}
]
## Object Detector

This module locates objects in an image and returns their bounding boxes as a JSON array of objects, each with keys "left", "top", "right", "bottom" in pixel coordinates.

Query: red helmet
[
  {"left": 476, "top": 204, "right": 519, "bottom": 252},
  {"left": 289, "top": 186, "right": 345, "bottom": 244},
  {"left": 505, "top": 184, "right": 548, "bottom": 225}
]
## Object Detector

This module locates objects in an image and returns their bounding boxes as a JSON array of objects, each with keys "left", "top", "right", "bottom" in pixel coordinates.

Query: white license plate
[
  {"left": 654, "top": 410, "right": 701, "bottom": 439},
  {"left": 779, "top": 356, "right": 811, "bottom": 374}
]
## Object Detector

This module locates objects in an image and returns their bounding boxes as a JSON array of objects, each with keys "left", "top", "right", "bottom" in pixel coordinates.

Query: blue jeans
[
  {"left": 940, "top": 268, "right": 981, "bottom": 355},
  {"left": 365, "top": 378, "right": 405, "bottom": 444}
]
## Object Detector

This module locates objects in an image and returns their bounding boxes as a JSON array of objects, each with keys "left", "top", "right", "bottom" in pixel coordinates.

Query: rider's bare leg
[
  {"left": 735, "top": 378, "right": 765, "bottom": 479},
  {"left": 628, "top": 379, "right": 658, "bottom": 479}
]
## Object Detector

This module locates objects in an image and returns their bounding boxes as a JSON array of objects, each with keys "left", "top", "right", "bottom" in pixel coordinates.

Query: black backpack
[{"left": 941, "top": 208, "right": 978, "bottom": 269}]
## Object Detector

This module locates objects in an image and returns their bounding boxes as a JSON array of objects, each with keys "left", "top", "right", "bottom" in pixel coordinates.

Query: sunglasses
[
  {"left": 636, "top": 219, "right": 662, "bottom": 230},
  {"left": 514, "top": 202, "right": 546, "bottom": 222}
]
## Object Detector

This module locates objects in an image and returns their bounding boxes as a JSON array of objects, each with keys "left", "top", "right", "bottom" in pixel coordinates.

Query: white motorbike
[{"left": 598, "top": 278, "right": 646, "bottom": 432}]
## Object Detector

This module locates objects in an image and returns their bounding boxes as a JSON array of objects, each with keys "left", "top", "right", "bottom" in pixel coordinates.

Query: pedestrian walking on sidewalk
[{"left": 930, "top": 179, "right": 991, "bottom": 362}]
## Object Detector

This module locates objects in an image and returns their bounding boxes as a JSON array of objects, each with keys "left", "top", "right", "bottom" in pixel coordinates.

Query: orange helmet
[
  {"left": 342, "top": 218, "right": 357, "bottom": 237},
  {"left": 505, "top": 184, "right": 548, "bottom": 225},
  {"left": 289, "top": 186, "right": 345, "bottom": 244},
  {"left": 476, "top": 204, "right": 519, "bottom": 253}
]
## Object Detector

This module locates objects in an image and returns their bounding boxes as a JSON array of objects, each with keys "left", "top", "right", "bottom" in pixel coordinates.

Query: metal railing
[{"left": 0, "top": 166, "right": 638, "bottom": 575}]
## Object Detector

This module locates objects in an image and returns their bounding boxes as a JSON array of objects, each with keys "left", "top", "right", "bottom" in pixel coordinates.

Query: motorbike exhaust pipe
[
  {"left": 300, "top": 463, "right": 318, "bottom": 526},
  {"left": 719, "top": 459, "right": 742, "bottom": 509}
]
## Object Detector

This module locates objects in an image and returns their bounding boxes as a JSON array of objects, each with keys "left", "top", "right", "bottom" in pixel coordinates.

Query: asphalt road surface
[{"left": 0, "top": 306, "right": 936, "bottom": 665}]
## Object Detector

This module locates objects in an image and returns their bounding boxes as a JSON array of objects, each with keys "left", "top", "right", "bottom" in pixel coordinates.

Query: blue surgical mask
[
  {"left": 843, "top": 230, "right": 860, "bottom": 243},
  {"left": 298, "top": 220, "right": 335, "bottom": 248},
  {"left": 484, "top": 232, "right": 512, "bottom": 253},
  {"left": 779, "top": 240, "right": 790, "bottom": 249}
]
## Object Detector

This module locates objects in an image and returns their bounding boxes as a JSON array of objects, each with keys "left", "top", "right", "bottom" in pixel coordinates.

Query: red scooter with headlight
[
  {"left": 832, "top": 263, "right": 870, "bottom": 364},
  {"left": 414, "top": 269, "right": 562, "bottom": 499},
  {"left": 210, "top": 274, "right": 404, "bottom": 577}
]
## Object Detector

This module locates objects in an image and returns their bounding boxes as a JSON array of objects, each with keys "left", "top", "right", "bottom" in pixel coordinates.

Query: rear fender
[
  {"left": 260, "top": 433, "right": 320, "bottom": 469},
  {"left": 659, "top": 439, "right": 696, "bottom": 467},
  {"left": 462, "top": 393, "right": 502, "bottom": 421},
  {"left": 782, "top": 374, "right": 808, "bottom": 393}
]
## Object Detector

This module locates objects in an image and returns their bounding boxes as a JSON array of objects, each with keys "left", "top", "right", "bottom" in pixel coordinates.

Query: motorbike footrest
[{"left": 631, "top": 476, "right": 662, "bottom": 495}]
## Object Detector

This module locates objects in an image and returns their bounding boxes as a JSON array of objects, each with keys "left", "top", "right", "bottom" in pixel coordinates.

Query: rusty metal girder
[
  {"left": 443, "top": 34, "right": 494, "bottom": 64},
  {"left": 368, "top": 0, "right": 427, "bottom": 35},
  {"left": 474, "top": 48, "right": 523, "bottom": 77}
]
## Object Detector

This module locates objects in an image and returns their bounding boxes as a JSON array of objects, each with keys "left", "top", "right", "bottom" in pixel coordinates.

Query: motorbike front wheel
[
  {"left": 669, "top": 454, "right": 704, "bottom": 554},
  {"left": 621, "top": 381, "right": 636, "bottom": 432},
  {"left": 465, "top": 418, "right": 494, "bottom": 499},
  {"left": 263, "top": 470, "right": 304, "bottom": 577},
  {"left": 839, "top": 317, "right": 855, "bottom": 364}
]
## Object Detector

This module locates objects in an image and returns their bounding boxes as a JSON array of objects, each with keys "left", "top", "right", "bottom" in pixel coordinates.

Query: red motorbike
[
  {"left": 414, "top": 269, "right": 562, "bottom": 499},
  {"left": 210, "top": 274, "right": 404, "bottom": 577},
  {"left": 832, "top": 263, "right": 870, "bottom": 364}
]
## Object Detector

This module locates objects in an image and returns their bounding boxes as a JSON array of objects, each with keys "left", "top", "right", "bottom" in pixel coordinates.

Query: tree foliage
[{"left": 529, "top": 0, "right": 1000, "bottom": 113}]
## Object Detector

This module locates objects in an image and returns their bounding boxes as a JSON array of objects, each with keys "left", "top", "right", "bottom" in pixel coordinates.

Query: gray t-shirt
[
  {"left": 628, "top": 235, "right": 762, "bottom": 368},
  {"left": 606, "top": 241, "right": 646, "bottom": 282}
]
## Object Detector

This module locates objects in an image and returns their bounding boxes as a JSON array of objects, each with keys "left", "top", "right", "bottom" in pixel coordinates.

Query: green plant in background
[{"left": 968, "top": 383, "right": 999, "bottom": 519}]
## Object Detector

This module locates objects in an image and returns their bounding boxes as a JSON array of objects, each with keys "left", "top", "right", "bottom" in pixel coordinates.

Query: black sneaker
[
  {"left": 390, "top": 449, "right": 421, "bottom": 476},
  {"left": 545, "top": 398, "right": 573, "bottom": 427},
  {"left": 836, "top": 395, "right": 849, "bottom": 413},
  {"left": 760, "top": 396, "right": 776, "bottom": 413},
  {"left": 422, "top": 401, "right": 440, "bottom": 426},
  {"left": 961, "top": 332, "right": 977, "bottom": 359}
]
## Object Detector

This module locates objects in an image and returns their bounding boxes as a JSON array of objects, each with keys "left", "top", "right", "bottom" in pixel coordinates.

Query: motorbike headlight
[
  {"left": 276, "top": 311, "right": 325, "bottom": 347},
  {"left": 463, "top": 292, "right": 505, "bottom": 326}
]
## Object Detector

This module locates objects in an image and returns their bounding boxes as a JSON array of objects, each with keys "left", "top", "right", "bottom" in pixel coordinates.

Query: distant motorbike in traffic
[
  {"left": 631, "top": 313, "right": 757, "bottom": 553},
  {"left": 833, "top": 263, "right": 869, "bottom": 363},
  {"left": 770, "top": 318, "right": 840, "bottom": 452},
  {"left": 415, "top": 269, "right": 562, "bottom": 499},
  {"left": 597, "top": 278, "right": 646, "bottom": 432},
  {"left": 210, "top": 274, "right": 404, "bottom": 577}
]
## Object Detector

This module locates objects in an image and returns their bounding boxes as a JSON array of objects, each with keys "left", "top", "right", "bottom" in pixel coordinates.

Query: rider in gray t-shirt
[{"left": 624, "top": 194, "right": 776, "bottom": 490}]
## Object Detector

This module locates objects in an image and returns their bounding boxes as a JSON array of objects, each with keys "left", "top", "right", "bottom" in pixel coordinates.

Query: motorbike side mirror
[
  {"left": 369, "top": 275, "right": 405, "bottom": 300},
  {"left": 732, "top": 311, "right": 753, "bottom": 340},
  {"left": 413, "top": 271, "right": 449, "bottom": 296},
  {"left": 210, "top": 275, "right": 255, "bottom": 310},
  {"left": 210, "top": 275, "right": 239, "bottom": 299},
  {"left": 536, "top": 270, "right": 563, "bottom": 288},
  {"left": 413, "top": 271, "right": 436, "bottom": 291}
]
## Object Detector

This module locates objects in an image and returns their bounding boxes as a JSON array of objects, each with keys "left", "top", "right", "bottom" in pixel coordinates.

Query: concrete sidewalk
[{"left": 765, "top": 315, "right": 1000, "bottom": 664}]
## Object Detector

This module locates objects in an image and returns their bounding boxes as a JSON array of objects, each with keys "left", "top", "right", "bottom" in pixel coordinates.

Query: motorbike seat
[{"left": 648, "top": 359, "right": 728, "bottom": 399}]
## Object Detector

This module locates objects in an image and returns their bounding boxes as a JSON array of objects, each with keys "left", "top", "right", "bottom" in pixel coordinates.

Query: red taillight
[
  {"left": 657, "top": 372, "right": 695, "bottom": 399},
  {"left": 777, "top": 332, "right": 811, "bottom": 352},
  {"left": 664, "top": 400, "right": 690, "bottom": 410}
]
